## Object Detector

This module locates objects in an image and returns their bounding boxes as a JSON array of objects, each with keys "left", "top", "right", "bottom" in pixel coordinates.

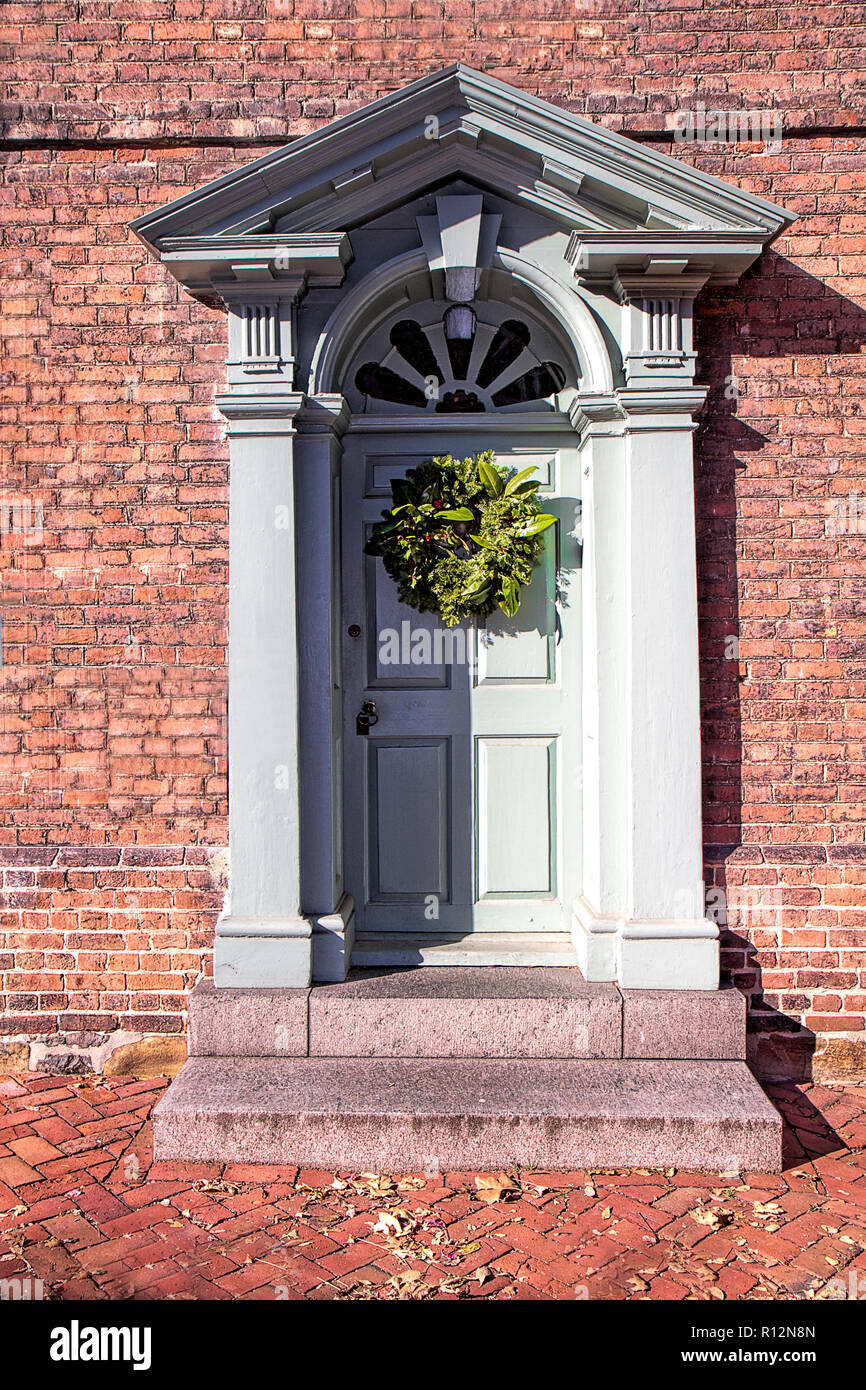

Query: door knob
[{"left": 356, "top": 699, "right": 379, "bottom": 736}]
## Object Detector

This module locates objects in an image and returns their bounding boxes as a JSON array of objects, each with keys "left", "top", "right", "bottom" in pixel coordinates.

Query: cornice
[
  {"left": 130, "top": 64, "right": 794, "bottom": 261},
  {"left": 156, "top": 233, "right": 353, "bottom": 293}
]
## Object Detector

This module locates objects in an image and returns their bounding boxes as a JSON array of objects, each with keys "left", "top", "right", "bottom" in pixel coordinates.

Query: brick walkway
[{"left": 1, "top": 1073, "right": 864, "bottom": 1301}]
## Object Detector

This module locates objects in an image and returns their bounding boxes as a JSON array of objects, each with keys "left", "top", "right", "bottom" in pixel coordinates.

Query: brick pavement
[{"left": 1, "top": 1073, "right": 864, "bottom": 1302}]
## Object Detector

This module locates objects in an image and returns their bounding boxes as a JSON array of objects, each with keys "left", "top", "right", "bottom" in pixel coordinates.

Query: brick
[
  {"left": 0, "top": 8, "right": 863, "bottom": 1064},
  {"left": 0, "top": 1156, "right": 42, "bottom": 1187}
]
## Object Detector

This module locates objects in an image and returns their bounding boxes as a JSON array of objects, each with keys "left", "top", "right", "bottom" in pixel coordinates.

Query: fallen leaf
[
  {"left": 389, "top": 1268, "right": 425, "bottom": 1299},
  {"left": 475, "top": 1173, "right": 519, "bottom": 1204},
  {"left": 193, "top": 1179, "right": 241, "bottom": 1196},
  {"left": 373, "top": 1211, "right": 405, "bottom": 1236},
  {"left": 475, "top": 1265, "right": 491, "bottom": 1286},
  {"left": 360, "top": 1173, "right": 395, "bottom": 1196},
  {"left": 439, "top": 1276, "right": 466, "bottom": 1295},
  {"left": 689, "top": 1207, "right": 733, "bottom": 1231}
]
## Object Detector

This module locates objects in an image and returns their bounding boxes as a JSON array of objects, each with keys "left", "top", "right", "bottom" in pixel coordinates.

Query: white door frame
[{"left": 130, "top": 67, "right": 793, "bottom": 991}]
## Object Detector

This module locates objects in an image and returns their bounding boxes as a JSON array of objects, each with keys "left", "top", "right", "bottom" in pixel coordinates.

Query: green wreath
[{"left": 364, "top": 451, "right": 557, "bottom": 628}]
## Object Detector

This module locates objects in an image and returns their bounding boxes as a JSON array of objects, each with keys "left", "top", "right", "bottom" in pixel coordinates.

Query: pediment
[{"left": 132, "top": 64, "right": 792, "bottom": 289}]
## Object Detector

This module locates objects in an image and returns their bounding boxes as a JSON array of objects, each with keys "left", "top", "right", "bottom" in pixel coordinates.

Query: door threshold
[{"left": 351, "top": 932, "right": 579, "bottom": 968}]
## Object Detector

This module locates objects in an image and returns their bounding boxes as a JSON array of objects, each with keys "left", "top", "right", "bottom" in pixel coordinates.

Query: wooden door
[{"left": 341, "top": 430, "right": 581, "bottom": 935}]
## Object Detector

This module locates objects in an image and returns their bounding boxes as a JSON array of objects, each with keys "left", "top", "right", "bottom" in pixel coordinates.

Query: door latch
[{"left": 355, "top": 699, "right": 379, "bottom": 736}]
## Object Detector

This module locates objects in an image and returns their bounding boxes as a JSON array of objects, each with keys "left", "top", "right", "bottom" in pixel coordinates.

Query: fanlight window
[{"left": 354, "top": 311, "right": 567, "bottom": 413}]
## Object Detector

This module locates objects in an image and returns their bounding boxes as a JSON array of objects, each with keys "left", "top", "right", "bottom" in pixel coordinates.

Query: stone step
[
  {"left": 188, "top": 973, "right": 746, "bottom": 1061},
  {"left": 351, "top": 932, "right": 579, "bottom": 968},
  {"left": 308, "top": 968, "right": 620, "bottom": 1058},
  {"left": 154, "top": 1057, "right": 781, "bottom": 1172}
]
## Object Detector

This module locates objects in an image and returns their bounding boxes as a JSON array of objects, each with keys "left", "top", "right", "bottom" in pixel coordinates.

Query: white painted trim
[
  {"left": 311, "top": 893, "right": 356, "bottom": 984},
  {"left": 131, "top": 64, "right": 793, "bottom": 252},
  {"left": 130, "top": 68, "right": 796, "bottom": 991}
]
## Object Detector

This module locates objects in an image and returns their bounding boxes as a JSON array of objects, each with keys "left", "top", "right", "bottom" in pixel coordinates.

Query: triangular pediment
[{"left": 132, "top": 64, "right": 791, "bottom": 263}]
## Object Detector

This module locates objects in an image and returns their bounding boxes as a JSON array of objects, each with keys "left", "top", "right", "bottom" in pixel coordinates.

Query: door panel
[
  {"left": 476, "top": 528, "right": 557, "bottom": 684},
  {"left": 341, "top": 429, "right": 580, "bottom": 934},
  {"left": 370, "top": 738, "right": 450, "bottom": 899},
  {"left": 364, "top": 538, "right": 451, "bottom": 689},
  {"left": 476, "top": 736, "right": 556, "bottom": 897}
]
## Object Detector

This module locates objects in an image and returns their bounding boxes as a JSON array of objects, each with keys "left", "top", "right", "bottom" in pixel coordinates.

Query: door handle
[{"left": 355, "top": 699, "right": 379, "bottom": 736}]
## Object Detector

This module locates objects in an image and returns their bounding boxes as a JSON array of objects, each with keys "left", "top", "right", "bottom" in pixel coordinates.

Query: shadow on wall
[{"left": 694, "top": 250, "right": 866, "bottom": 1086}]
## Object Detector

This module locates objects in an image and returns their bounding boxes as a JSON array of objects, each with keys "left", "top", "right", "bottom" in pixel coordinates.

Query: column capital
[
  {"left": 214, "top": 390, "right": 307, "bottom": 432},
  {"left": 295, "top": 393, "right": 352, "bottom": 438},
  {"left": 570, "top": 387, "right": 709, "bottom": 441},
  {"left": 567, "top": 393, "right": 623, "bottom": 440},
  {"left": 616, "top": 385, "right": 709, "bottom": 429},
  {"left": 608, "top": 262, "right": 711, "bottom": 390}
]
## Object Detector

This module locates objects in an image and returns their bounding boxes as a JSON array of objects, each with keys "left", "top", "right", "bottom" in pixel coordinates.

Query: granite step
[
  {"left": 188, "top": 972, "right": 746, "bottom": 1062},
  {"left": 153, "top": 1056, "right": 782, "bottom": 1172},
  {"left": 308, "top": 968, "right": 620, "bottom": 1058}
]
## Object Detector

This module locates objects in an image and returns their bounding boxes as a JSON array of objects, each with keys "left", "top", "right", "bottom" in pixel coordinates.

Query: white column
[
  {"left": 619, "top": 390, "right": 718, "bottom": 988},
  {"left": 572, "top": 397, "right": 628, "bottom": 981},
  {"left": 294, "top": 396, "right": 355, "bottom": 981},
  {"left": 572, "top": 388, "right": 719, "bottom": 990},
  {"left": 213, "top": 397, "right": 313, "bottom": 987}
]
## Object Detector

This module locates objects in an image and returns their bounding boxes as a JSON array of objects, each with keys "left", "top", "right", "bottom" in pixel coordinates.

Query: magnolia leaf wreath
[{"left": 364, "top": 450, "right": 557, "bottom": 628}]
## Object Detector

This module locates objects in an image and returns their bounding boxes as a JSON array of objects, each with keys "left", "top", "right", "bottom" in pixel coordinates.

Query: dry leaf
[
  {"left": 360, "top": 1173, "right": 394, "bottom": 1196},
  {"left": 584, "top": 1184, "right": 597, "bottom": 1198},
  {"left": 475, "top": 1265, "right": 491, "bottom": 1286},
  {"left": 390, "top": 1268, "right": 424, "bottom": 1299},
  {"left": 475, "top": 1173, "right": 519, "bottom": 1204},
  {"left": 193, "top": 1179, "right": 241, "bottom": 1196},
  {"left": 439, "top": 1276, "right": 466, "bottom": 1295},
  {"left": 461, "top": 1241, "right": 481, "bottom": 1255},
  {"left": 601, "top": 1206, "right": 612, "bottom": 1219},
  {"left": 373, "top": 1210, "right": 405, "bottom": 1236},
  {"left": 689, "top": 1207, "right": 733, "bottom": 1231}
]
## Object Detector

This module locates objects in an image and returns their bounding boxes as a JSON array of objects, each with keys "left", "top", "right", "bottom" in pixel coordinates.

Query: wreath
[{"left": 364, "top": 451, "right": 557, "bottom": 628}]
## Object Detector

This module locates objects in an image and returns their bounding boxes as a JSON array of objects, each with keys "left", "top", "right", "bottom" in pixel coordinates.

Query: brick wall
[{"left": 1, "top": 1, "right": 865, "bottom": 1079}]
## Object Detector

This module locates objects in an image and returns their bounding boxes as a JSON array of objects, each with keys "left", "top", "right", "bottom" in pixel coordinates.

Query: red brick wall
[{"left": 1, "top": 1, "right": 865, "bottom": 1079}]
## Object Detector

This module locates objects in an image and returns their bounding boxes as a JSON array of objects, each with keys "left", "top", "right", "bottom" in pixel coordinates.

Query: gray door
[{"left": 341, "top": 429, "right": 581, "bottom": 935}]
